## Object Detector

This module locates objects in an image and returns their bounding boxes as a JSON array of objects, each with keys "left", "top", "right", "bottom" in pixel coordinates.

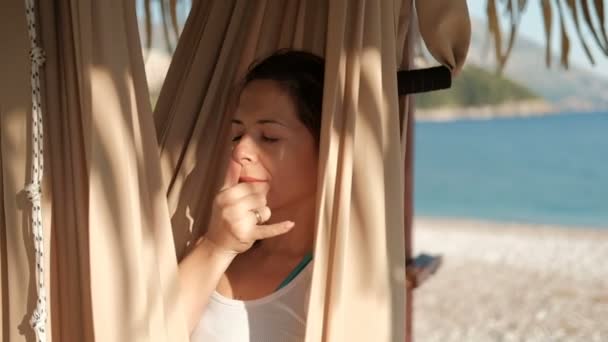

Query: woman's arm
[
  {"left": 178, "top": 161, "right": 294, "bottom": 333},
  {"left": 178, "top": 237, "right": 236, "bottom": 333}
]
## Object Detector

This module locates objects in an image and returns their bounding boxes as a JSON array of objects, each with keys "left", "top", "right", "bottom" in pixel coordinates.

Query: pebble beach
[{"left": 413, "top": 217, "right": 608, "bottom": 341}]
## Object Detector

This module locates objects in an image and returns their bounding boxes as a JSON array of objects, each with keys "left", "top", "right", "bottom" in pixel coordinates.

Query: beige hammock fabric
[
  {"left": 2, "top": 1, "right": 188, "bottom": 341},
  {"left": 155, "top": 1, "right": 469, "bottom": 341},
  {"left": 0, "top": 0, "right": 469, "bottom": 341}
]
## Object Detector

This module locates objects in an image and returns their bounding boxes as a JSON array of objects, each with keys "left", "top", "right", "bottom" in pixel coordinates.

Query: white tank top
[{"left": 190, "top": 262, "right": 313, "bottom": 342}]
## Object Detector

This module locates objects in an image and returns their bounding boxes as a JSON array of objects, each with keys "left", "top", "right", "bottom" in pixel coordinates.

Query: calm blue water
[{"left": 414, "top": 112, "right": 608, "bottom": 228}]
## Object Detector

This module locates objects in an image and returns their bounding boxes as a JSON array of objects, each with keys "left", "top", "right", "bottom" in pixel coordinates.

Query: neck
[{"left": 256, "top": 195, "right": 316, "bottom": 258}]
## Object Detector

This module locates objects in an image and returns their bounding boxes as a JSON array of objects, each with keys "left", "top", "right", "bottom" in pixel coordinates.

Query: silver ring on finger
[{"left": 251, "top": 208, "right": 263, "bottom": 225}]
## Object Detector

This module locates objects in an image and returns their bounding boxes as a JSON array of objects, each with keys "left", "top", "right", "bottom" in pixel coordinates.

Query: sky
[{"left": 467, "top": 1, "right": 608, "bottom": 78}]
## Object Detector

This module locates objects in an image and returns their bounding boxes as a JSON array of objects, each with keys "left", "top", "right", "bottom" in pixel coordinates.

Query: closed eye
[{"left": 262, "top": 135, "right": 279, "bottom": 143}]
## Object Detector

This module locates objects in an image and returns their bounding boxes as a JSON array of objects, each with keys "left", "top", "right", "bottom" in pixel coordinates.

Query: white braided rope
[{"left": 24, "top": 0, "right": 48, "bottom": 341}]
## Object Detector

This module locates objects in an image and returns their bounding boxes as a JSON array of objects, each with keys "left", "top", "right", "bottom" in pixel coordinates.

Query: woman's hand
[{"left": 204, "top": 160, "right": 294, "bottom": 254}]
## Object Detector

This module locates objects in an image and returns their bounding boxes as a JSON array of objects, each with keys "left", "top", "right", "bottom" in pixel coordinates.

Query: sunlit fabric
[
  {"left": 1, "top": 0, "right": 470, "bottom": 341},
  {"left": 155, "top": 1, "right": 469, "bottom": 341}
]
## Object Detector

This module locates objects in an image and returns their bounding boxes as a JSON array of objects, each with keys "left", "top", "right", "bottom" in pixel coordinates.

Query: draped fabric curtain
[
  {"left": 1, "top": 0, "right": 469, "bottom": 341},
  {"left": 156, "top": 1, "right": 408, "bottom": 340},
  {"left": 2, "top": 0, "right": 188, "bottom": 341},
  {"left": 1, "top": 2, "right": 37, "bottom": 340},
  {"left": 154, "top": 1, "right": 469, "bottom": 341}
]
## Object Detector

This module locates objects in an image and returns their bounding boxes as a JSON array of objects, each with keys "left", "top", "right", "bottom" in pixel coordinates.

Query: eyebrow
[{"left": 231, "top": 119, "right": 289, "bottom": 128}]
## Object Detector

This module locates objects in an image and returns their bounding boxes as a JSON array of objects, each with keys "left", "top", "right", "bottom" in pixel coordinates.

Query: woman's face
[{"left": 230, "top": 79, "right": 318, "bottom": 210}]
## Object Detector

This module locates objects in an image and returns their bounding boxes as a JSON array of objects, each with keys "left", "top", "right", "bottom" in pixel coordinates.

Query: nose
[{"left": 232, "top": 134, "right": 258, "bottom": 166}]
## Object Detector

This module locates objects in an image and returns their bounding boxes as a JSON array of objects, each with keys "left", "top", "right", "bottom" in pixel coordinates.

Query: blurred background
[
  {"left": 137, "top": 1, "right": 608, "bottom": 340},
  {"left": 412, "top": 3, "right": 608, "bottom": 341}
]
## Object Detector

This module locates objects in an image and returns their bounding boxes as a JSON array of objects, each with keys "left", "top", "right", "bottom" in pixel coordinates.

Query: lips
[{"left": 238, "top": 176, "right": 266, "bottom": 183}]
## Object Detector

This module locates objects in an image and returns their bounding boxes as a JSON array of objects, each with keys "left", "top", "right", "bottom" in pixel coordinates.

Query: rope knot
[
  {"left": 30, "top": 46, "right": 46, "bottom": 66},
  {"left": 25, "top": 183, "right": 42, "bottom": 202},
  {"left": 29, "top": 298, "right": 48, "bottom": 331}
]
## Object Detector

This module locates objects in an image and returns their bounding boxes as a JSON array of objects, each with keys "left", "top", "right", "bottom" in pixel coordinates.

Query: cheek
[{"left": 265, "top": 145, "right": 318, "bottom": 207}]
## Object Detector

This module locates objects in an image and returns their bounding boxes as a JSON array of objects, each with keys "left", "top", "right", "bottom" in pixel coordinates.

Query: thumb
[{"left": 221, "top": 160, "right": 241, "bottom": 191}]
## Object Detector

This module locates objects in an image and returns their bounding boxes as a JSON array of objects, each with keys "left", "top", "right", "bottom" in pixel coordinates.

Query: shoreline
[
  {"left": 412, "top": 216, "right": 608, "bottom": 341},
  {"left": 414, "top": 215, "right": 608, "bottom": 234},
  {"left": 414, "top": 103, "right": 607, "bottom": 122}
]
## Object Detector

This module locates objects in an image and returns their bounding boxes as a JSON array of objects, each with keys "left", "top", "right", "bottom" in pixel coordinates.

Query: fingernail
[{"left": 286, "top": 221, "right": 295, "bottom": 228}]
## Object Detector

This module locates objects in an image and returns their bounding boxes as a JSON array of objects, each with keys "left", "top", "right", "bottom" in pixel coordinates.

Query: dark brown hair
[{"left": 242, "top": 49, "right": 325, "bottom": 143}]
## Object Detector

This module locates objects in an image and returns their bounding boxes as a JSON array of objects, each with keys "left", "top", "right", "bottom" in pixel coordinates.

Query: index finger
[{"left": 221, "top": 160, "right": 242, "bottom": 191}]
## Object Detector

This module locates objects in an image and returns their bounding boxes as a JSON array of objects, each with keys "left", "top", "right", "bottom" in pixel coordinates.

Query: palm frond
[
  {"left": 488, "top": 0, "right": 607, "bottom": 72},
  {"left": 144, "top": 0, "right": 153, "bottom": 51},
  {"left": 139, "top": 0, "right": 607, "bottom": 71},
  {"left": 139, "top": 0, "right": 189, "bottom": 53},
  {"left": 170, "top": 0, "right": 181, "bottom": 38},
  {"left": 542, "top": 0, "right": 554, "bottom": 66},
  {"left": 556, "top": 0, "right": 572, "bottom": 68}
]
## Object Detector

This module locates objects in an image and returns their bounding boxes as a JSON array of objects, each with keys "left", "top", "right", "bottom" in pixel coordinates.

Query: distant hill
[
  {"left": 467, "top": 18, "right": 608, "bottom": 111},
  {"left": 415, "top": 64, "right": 540, "bottom": 109}
]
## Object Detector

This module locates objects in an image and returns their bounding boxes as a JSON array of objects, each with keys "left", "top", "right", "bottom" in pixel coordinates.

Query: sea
[{"left": 414, "top": 111, "right": 608, "bottom": 228}]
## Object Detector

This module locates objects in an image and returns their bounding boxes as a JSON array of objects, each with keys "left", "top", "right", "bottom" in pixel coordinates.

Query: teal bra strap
[{"left": 275, "top": 252, "right": 313, "bottom": 291}]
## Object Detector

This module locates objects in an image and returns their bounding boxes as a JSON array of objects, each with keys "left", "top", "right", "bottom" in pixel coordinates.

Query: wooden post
[{"left": 404, "top": 98, "right": 415, "bottom": 342}]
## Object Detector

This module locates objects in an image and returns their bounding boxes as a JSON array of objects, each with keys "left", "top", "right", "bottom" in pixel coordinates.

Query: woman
[{"left": 178, "top": 50, "right": 324, "bottom": 341}]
